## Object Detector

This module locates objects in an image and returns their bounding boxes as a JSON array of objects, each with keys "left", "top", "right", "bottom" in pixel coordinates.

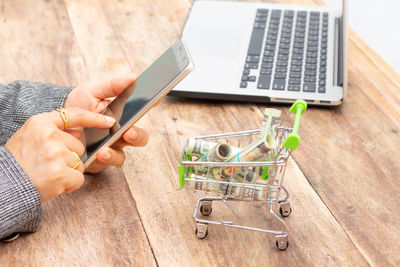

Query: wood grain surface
[
  {"left": 0, "top": 0, "right": 399, "bottom": 266},
  {"left": 0, "top": 0, "right": 155, "bottom": 265}
]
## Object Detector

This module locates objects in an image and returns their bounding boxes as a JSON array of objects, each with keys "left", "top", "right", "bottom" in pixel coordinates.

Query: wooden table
[{"left": 0, "top": 0, "right": 399, "bottom": 265}]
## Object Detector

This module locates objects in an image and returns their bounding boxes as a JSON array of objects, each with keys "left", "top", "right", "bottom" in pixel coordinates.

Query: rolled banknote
[
  {"left": 195, "top": 143, "right": 233, "bottom": 173},
  {"left": 205, "top": 143, "right": 232, "bottom": 162},
  {"left": 185, "top": 138, "right": 241, "bottom": 156},
  {"left": 185, "top": 138, "right": 217, "bottom": 156},
  {"left": 186, "top": 174, "right": 266, "bottom": 201},
  {"left": 213, "top": 137, "right": 274, "bottom": 183},
  {"left": 186, "top": 174, "right": 228, "bottom": 193},
  {"left": 259, "top": 108, "right": 281, "bottom": 141}
]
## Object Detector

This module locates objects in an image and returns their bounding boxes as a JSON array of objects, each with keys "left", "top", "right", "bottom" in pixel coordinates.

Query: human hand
[
  {"left": 64, "top": 77, "right": 149, "bottom": 173},
  {"left": 5, "top": 108, "right": 116, "bottom": 202}
]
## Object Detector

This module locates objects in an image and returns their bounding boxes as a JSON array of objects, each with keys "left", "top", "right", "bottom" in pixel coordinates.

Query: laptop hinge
[{"left": 334, "top": 16, "right": 343, "bottom": 87}]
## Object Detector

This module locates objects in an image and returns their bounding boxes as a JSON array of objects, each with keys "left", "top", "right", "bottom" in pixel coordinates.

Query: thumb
[
  {"left": 90, "top": 77, "right": 136, "bottom": 100},
  {"left": 50, "top": 108, "right": 116, "bottom": 130}
]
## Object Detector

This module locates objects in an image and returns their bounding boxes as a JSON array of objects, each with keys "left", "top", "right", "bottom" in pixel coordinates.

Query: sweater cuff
[{"left": 0, "top": 146, "right": 42, "bottom": 239}]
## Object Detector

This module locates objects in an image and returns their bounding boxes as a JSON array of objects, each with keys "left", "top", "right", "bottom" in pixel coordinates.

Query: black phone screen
[{"left": 84, "top": 42, "right": 190, "bottom": 161}]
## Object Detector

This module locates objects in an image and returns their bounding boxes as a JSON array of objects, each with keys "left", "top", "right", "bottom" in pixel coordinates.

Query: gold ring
[
  {"left": 71, "top": 152, "right": 80, "bottom": 170},
  {"left": 117, "top": 163, "right": 124, "bottom": 168},
  {"left": 56, "top": 108, "right": 69, "bottom": 129},
  {"left": 2, "top": 232, "right": 20, "bottom": 243}
]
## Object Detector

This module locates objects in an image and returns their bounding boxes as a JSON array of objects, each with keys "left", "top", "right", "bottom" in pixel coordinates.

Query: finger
[
  {"left": 50, "top": 107, "right": 116, "bottom": 130},
  {"left": 66, "top": 150, "right": 85, "bottom": 173},
  {"left": 154, "top": 96, "right": 164, "bottom": 107},
  {"left": 64, "top": 127, "right": 83, "bottom": 140},
  {"left": 63, "top": 168, "right": 85, "bottom": 193},
  {"left": 58, "top": 131, "right": 85, "bottom": 157},
  {"left": 84, "top": 161, "right": 107, "bottom": 174},
  {"left": 119, "top": 126, "right": 149, "bottom": 148},
  {"left": 90, "top": 77, "right": 136, "bottom": 99},
  {"left": 96, "top": 146, "right": 126, "bottom": 166}
]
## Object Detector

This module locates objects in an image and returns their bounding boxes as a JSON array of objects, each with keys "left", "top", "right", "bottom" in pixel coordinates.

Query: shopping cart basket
[{"left": 178, "top": 100, "right": 307, "bottom": 250}]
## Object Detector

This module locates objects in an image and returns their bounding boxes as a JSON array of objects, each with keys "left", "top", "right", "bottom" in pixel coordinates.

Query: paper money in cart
[{"left": 178, "top": 100, "right": 307, "bottom": 250}]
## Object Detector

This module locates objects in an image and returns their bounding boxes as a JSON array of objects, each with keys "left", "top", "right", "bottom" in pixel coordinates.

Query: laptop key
[
  {"left": 318, "top": 86, "right": 326, "bottom": 93},
  {"left": 243, "top": 69, "right": 250, "bottom": 75},
  {"left": 293, "top": 42, "right": 304, "bottom": 49},
  {"left": 245, "top": 63, "right": 258, "bottom": 69},
  {"left": 279, "top": 48, "right": 290, "bottom": 55},
  {"left": 247, "top": 28, "right": 265, "bottom": 55},
  {"left": 306, "top": 58, "right": 317, "bottom": 64},
  {"left": 279, "top": 43, "right": 290, "bottom": 49},
  {"left": 260, "top": 68, "right": 272, "bottom": 75},
  {"left": 257, "top": 9, "right": 269, "bottom": 14},
  {"left": 271, "top": 10, "right": 282, "bottom": 19},
  {"left": 297, "top": 11, "right": 307, "bottom": 17},
  {"left": 280, "top": 38, "right": 291, "bottom": 44},
  {"left": 246, "top": 55, "right": 260, "bottom": 63},
  {"left": 290, "top": 72, "right": 301, "bottom": 78},
  {"left": 261, "top": 62, "right": 273, "bottom": 69},
  {"left": 278, "top": 54, "right": 289, "bottom": 60},
  {"left": 290, "top": 66, "right": 302, "bottom": 72},
  {"left": 305, "top": 64, "right": 317, "bottom": 70},
  {"left": 241, "top": 75, "right": 249, "bottom": 81},
  {"left": 289, "top": 78, "right": 301, "bottom": 84},
  {"left": 275, "top": 67, "right": 287, "bottom": 73},
  {"left": 304, "top": 76, "right": 316, "bottom": 82},
  {"left": 254, "top": 22, "right": 266, "bottom": 29},
  {"left": 240, "top": 81, "right": 248, "bottom": 88},
  {"left": 284, "top": 10, "right": 294, "bottom": 17},
  {"left": 257, "top": 75, "right": 271, "bottom": 89},
  {"left": 288, "top": 84, "right": 300, "bottom": 91},
  {"left": 248, "top": 76, "right": 256, "bottom": 82},
  {"left": 263, "top": 56, "right": 274, "bottom": 63},
  {"left": 272, "top": 79, "right": 286, "bottom": 90},
  {"left": 264, "top": 45, "right": 275, "bottom": 52},
  {"left": 303, "top": 83, "right": 316, "bottom": 92},
  {"left": 305, "top": 70, "right": 316, "bottom": 76},
  {"left": 291, "top": 60, "right": 303, "bottom": 66},
  {"left": 276, "top": 60, "right": 288, "bottom": 67},
  {"left": 275, "top": 72, "right": 286, "bottom": 79},
  {"left": 292, "top": 54, "right": 303, "bottom": 60},
  {"left": 255, "top": 17, "right": 267, "bottom": 23},
  {"left": 264, "top": 51, "right": 275, "bottom": 57}
]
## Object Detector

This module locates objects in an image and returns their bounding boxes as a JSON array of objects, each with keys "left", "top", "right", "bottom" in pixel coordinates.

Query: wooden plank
[
  {"left": 0, "top": 168, "right": 156, "bottom": 266},
  {"left": 284, "top": 25, "right": 400, "bottom": 267},
  {"left": 0, "top": 0, "right": 87, "bottom": 86},
  {"left": 63, "top": 0, "right": 370, "bottom": 265},
  {"left": 262, "top": 0, "right": 400, "bottom": 265},
  {"left": 0, "top": 1, "right": 156, "bottom": 265}
]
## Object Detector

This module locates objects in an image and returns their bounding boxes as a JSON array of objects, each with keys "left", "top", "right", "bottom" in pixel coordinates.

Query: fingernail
[
  {"left": 105, "top": 116, "right": 116, "bottom": 124},
  {"left": 129, "top": 130, "right": 138, "bottom": 141},
  {"left": 104, "top": 151, "right": 112, "bottom": 160}
]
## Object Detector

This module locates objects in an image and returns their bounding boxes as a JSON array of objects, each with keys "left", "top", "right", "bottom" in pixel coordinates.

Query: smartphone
[{"left": 83, "top": 40, "right": 194, "bottom": 167}]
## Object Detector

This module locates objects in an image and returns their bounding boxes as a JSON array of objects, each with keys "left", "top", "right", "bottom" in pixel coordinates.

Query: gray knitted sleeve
[
  {"left": 0, "top": 81, "right": 73, "bottom": 239},
  {"left": 0, "top": 147, "right": 42, "bottom": 239},
  {"left": 0, "top": 80, "right": 73, "bottom": 145}
]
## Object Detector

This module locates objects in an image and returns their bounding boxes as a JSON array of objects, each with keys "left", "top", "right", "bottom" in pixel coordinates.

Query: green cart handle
[{"left": 282, "top": 99, "right": 307, "bottom": 150}]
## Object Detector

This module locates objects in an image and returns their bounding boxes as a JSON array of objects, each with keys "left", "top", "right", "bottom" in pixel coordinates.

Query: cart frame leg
[{"left": 193, "top": 196, "right": 288, "bottom": 249}]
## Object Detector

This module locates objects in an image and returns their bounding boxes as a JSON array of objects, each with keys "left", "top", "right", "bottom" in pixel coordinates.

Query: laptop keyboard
[{"left": 240, "top": 9, "right": 329, "bottom": 93}]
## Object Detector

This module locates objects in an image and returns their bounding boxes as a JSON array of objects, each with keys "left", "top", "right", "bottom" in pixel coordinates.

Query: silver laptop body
[{"left": 171, "top": 0, "right": 348, "bottom": 106}]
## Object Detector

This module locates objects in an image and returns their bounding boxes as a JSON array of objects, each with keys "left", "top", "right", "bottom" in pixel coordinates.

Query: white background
[{"left": 324, "top": 0, "right": 400, "bottom": 74}]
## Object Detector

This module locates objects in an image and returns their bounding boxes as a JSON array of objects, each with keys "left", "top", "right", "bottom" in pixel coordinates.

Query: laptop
[{"left": 169, "top": 0, "right": 348, "bottom": 105}]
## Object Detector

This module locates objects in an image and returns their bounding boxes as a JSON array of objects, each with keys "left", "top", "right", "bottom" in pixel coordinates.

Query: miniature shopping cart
[{"left": 178, "top": 100, "right": 307, "bottom": 250}]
